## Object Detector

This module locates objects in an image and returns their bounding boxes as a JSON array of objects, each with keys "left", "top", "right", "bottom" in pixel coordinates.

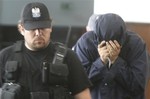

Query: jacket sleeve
[
  {"left": 111, "top": 38, "right": 148, "bottom": 95},
  {"left": 73, "top": 34, "right": 108, "bottom": 83}
]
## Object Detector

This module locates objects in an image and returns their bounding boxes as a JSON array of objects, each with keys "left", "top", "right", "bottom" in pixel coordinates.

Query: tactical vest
[{"left": 2, "top": 40, "right": 74, "bottom": 99}]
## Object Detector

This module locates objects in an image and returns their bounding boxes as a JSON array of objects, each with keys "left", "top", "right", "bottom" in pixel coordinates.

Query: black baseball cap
[{"left": 20, "top": 2, "right": 52, "bottom": 30}]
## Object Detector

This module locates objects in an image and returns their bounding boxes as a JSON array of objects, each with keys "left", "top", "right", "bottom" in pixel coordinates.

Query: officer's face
[{"left": 18, "top": 24, "right": 52, "bottom": 51}]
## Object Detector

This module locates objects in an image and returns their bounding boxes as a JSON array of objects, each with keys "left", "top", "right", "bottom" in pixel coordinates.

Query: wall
[{"left": 0, "top": 0, "right": 93, "bottom": 26}]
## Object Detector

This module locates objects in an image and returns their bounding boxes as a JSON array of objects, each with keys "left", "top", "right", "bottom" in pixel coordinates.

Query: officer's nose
[{"left": 35, "top": 29, "right": 41, "bottom": 36}]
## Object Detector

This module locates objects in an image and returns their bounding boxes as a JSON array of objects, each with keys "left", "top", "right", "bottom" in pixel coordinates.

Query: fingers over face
[
  {"left": 98, "top": 40, "right": 106, "bottom": 48},
  {"left": 106, "top": 40, "right": 121, "bottom": 50}
]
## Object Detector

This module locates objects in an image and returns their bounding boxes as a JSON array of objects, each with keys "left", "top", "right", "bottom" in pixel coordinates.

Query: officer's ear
[
  {"left": 50, "top": 27, "right": 52, "bottom": 33},
  {"left": 17, "top": 20, "right": 25, "bottom": 36},
  {"left": 50, "top": 25, "right": 52, "bottom": 32}
]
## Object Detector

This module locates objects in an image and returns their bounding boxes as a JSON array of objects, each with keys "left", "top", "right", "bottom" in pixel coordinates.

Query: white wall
[
  {"left": 0, "top": 0, "right": 93, "bottom": 26},
  {"left": 94, "top": 0, "right": 150, "bottom": 23}
]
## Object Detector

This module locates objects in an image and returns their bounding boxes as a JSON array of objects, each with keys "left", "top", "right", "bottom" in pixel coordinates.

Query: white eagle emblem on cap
[{"left": 32, "top": 7, "right": 41, "bottom": 18}]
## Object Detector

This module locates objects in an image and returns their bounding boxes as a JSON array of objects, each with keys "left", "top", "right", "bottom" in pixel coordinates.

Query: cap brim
[{"left": 24, "top": 20, "right": 51, "bottom": 30}]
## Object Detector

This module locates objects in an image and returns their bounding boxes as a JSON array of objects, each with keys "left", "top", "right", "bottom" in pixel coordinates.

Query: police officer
[{"left": 0, "top": 2, "right": 92, "bottom": 99}]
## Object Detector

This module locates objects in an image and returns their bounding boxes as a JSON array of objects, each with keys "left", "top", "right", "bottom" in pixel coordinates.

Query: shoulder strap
[
  {"left": 52, "top": 42, "right": 67, "bottom": 64},
  {"left": 4, "top": 41, "right": 24, "bottom": 83},
  {"left": 12, "top": 40, "right": 24, "bottom": 67},
  {"left": 13, "top": 40, "right": 23, "bottom": 52},
  {"left": 12, "top": 40, "right": 33, "bottom": 89}
]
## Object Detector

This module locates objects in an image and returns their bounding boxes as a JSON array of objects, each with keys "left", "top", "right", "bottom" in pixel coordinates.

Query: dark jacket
[{"left": 73, "top": 13, "right": 149, "bottom": 99}]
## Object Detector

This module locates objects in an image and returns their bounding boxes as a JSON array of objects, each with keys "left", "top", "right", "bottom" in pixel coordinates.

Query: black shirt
[{"left": 0, "top": 41, "right": 92, "bottom": 99}]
